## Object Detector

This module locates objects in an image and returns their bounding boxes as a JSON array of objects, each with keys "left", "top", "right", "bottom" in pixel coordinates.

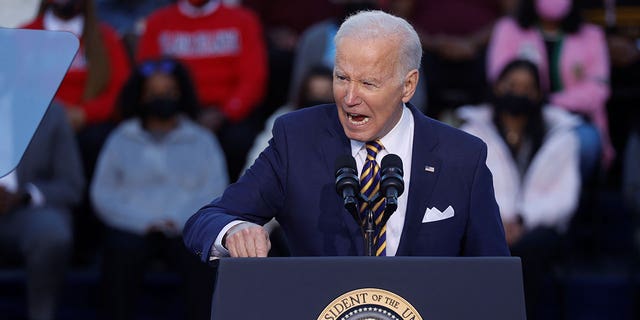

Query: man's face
[{"left": 333, "top": 37, "right": 410, "bottom": 142}]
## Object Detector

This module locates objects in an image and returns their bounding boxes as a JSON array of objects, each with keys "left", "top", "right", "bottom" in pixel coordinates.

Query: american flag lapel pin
[{"left": 424, "top": 165, "right": 435, "bottom": 173}]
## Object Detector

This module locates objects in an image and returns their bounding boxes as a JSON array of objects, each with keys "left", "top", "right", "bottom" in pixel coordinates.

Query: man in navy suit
[{"left": 183, "top": 10, "right": 509, "bottom": 259}]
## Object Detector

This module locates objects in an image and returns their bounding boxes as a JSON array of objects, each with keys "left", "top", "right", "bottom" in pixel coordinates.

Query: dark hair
[
  {"left": 117, "top": 57, "right": 200, "bottom": 120},
  {"left": 495, "top": 59, "right": 543, "bottom": 95},
  {"left": 39, "top": 0, "right": 111, "bottom": 101},
  {"left": 492, "top": 59, "right": 546, "bottom": 163},
  {"left": 294, "top": 65, "right": 335, "bottom": 109},
  {"left": 515, "top": 0, "right": 583, "bottom": 34}
]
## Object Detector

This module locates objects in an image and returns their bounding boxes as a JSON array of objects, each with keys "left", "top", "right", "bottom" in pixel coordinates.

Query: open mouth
[{"left": 347, "top": 113, "right": 370, "bottom": 125}]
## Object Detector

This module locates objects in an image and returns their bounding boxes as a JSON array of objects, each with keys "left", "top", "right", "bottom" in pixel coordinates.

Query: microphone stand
[
  {"left": 363, "top": 195, "right": 399, "bottom": 256},
  {"left": 359, "top": 193, "right": 386, "bottom": 257},
  {"left": 363, "top": 204, "right": 375, "bottom": 256}
]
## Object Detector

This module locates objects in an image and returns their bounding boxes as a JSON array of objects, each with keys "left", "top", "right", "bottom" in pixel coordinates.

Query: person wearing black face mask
[
  {"left": 137, "top": 0, "right": 268, "bottom": 183},
  {"left": 91, "top": 58, "right": 228, "bottom": 320},
  {"left": 142, "top": 97, "right": 182, "bottom": 120},
  {"left": 458, "top": 59, "right": 582, "bottom": 320},
  {"left": 49, "top": 0, "right": 85, "bottom": 20},
  {"left": 492, "top": 92, "right": 540, "bottom": 117}
]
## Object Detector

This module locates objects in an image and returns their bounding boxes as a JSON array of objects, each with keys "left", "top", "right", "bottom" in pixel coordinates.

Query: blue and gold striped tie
[{"left": 359, "top": 140, "right": 386, "bottom": 256}]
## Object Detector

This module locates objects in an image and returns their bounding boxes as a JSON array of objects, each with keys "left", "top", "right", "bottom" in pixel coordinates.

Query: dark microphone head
[
  {"left": 334, "top": 155, "right": 359, "bottom": 195},
  {"left": 381, "top": 154, "right": 404, "bottom": 196},
  {"left": 334, "top": 154, "right": 357, "bottom": 175},
  {"left": 381, "top": 154, "right": 403, "bottom": 172},
  {"left": 335, "top": 155, "right": 360, "bottom": 219}
]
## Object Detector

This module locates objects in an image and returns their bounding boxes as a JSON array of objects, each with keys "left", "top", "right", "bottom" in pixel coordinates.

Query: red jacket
[
  {"left": 137, "top": 4, "right": 268, "bottom": 122},
  {"left": 22, "top": 17, "right": 130, "bottom": 124}
]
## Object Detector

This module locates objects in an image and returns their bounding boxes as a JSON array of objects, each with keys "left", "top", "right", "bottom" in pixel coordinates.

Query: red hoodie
[
  {"left": 22, "top": 17, "right": 130, "bottom": 125},
  {"left": 137, "top": 3, "right": 268, "bottom": 122}
]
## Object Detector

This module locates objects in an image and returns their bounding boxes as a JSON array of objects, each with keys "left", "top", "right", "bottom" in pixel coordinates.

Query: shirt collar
[
  {"left": 350, "top": 104, "right": 412, "bottom": 158},
  {"left": 178, "top": 0, "right": 221, "bottom": 18},
  {"left": 43, "top": 9, "right": 84, "bottom": 37}
]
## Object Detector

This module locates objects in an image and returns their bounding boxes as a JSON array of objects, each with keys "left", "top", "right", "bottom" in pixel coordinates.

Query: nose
[{"left": 343, "top": 83, "right": 362, "bottom": 107}]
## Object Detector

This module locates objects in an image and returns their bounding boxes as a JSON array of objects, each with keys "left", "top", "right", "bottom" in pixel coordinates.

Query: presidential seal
[{"left": 317, "top": 288, "right": 423, "bottom": 320}]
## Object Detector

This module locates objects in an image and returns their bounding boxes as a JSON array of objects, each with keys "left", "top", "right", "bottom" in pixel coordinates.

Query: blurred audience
[
  {"left": 22, "top": 0, "right": 130, "bottom": 176},
  {"left": 487, "top": 0, "right": 613, "bottom": 179},
  {"left": 21, "top": 0, "right": 131, "bottom": 266},
  {"left": 287, "top": 0, "right": 427, "bottom": 112},
  {"left": 624, "top": 119, "right": 640, "bottom": 255},
  {"left": 244, "top": 0, "right": 338, "bottom": 45},
  {"left": 136, "top": 0, "right": 268, "bottom": 181},
  {"left": 243, "top": 65, "right": 334, "bottom": 173},
  {"left": 95, "top": 0, "right": 174, "bottom": 58},
  {"left": 583, "top": 0, "right": 640, "bottom": 187},
  {"left": 287, "top": 0, "right": 376, "bottom": 105},
  {"left": 400, "top": 0, "right": 510, "bottom": 119},
  {"left": 0, "top": 103, "right": 85, "bottom": 320},
  {"left": 243, "top": 0, "right": 338, "bottom": 115},
  {"left": 96, "top": 0, "right": 173, "bottom": 36},
  {"left": 91, "top": 58, "right": 227, "bottom": 320},
  {"left": 457, "top": 59, "right": 581, "bottom": 320}
]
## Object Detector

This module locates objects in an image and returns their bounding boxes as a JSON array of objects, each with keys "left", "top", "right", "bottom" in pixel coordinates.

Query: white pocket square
[{"left": 422, "top": 205, "right": 455, "bottom": 223}]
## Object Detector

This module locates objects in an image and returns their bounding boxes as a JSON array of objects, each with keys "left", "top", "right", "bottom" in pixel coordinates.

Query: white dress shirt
[{"left": 350, "top": 105, "right": 414, "bottom": 256}]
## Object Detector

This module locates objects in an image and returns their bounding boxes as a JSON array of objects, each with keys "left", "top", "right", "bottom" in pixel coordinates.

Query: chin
[{"left": 344, "top": 130, "right": 374, "bottom": 143}]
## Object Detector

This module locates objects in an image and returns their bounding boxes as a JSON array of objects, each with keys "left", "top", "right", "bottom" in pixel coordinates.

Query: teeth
[{"left": 347, "top": 113, "right": 369, "bottom": 125}]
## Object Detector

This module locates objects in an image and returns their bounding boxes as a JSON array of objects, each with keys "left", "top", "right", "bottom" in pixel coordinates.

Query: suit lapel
[
  {"left": 319, "top": 105, "right": 364, "bottom": 254},
  {"left": 319, "top": 105, "right": 352, "bottom": 174},
  {"left": 396, "top": 105, "right": 441, "bottom": 256}
]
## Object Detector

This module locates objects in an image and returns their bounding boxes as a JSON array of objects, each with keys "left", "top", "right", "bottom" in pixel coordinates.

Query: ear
[{"left": 401, "top": 69, "right": 419, "bottom": 103}]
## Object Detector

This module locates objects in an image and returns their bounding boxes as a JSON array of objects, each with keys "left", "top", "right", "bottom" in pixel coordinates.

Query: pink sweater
[{"left": 487, "top": 17, "right": 613, "bottom": 166}]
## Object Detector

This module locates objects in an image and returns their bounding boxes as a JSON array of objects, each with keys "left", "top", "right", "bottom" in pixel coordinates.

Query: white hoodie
[{"left": 457, "top": 104, "right": 581, "bottom": 232}]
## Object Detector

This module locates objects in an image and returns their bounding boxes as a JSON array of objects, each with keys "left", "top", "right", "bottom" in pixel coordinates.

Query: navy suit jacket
[{"left": 184, "top": 104, "right": 509, "bottom": 260}]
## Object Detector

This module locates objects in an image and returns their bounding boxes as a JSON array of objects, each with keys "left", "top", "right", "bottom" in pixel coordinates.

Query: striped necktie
[{"left": 359, "top": 140, "right": 386, "bottom": 256}]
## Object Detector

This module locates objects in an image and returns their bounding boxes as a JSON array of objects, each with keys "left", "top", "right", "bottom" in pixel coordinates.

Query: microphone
[
  {"left": 380, "top": 154, "right": 404, "bottom": 216},
  {"left": 334, "top": 155, "right": 360, "bottom": 223}
]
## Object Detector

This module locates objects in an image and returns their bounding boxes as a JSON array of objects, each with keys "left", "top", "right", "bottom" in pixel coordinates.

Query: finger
[
  {"left": 243, "top": 228, "right": 257, "bottom": 257},
  {"left": 232, "top": 232, "right": 250, "bottom": 258},
  {"left": 254, "top": 231, "right": 270, "bottom": 257},
  {"left": 227, "top": 233, "right": 246, "bottom": 258}
]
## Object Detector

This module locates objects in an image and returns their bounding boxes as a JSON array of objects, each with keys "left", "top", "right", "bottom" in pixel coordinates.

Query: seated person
[
  {"left": 458, "top": 59, "right": 581, "bottom": 320},
  {"left": 0, "top": 103, "right": 85, "bottom": 320},
  {"left": 90, "top": 58, "right": 228, "bottom": 320},
  {"left": 487, "top": 0, "right": 613, "bottom": 176}
]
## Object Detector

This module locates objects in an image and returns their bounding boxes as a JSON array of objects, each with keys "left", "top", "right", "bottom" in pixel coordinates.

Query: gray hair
[{"left": 334, "top": 10, "right": 422, "bottom": 78}]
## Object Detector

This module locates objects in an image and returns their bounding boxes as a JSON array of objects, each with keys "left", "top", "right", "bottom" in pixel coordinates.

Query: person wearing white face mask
[
  {"left": 486, "top": 0, "right": 613, "bottom": 186},
  {"left": 21, "top": 0, "right": 130, "bottom": 139}
]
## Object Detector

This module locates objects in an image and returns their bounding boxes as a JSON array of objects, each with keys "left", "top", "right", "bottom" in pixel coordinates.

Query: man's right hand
[{"left": 224, "top": 223, "right": 271, "bottom": 257}]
